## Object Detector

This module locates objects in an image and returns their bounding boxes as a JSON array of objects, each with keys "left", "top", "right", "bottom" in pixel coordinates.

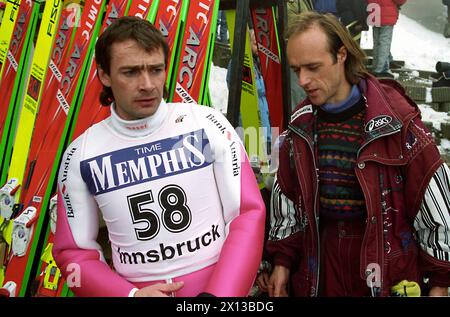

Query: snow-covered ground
[
  {"left": 420, "top": 104, "right": 450, "bottom": 130},
  {"left": 361, "top": 14, "right": 450, "bottom": 72},
  {"left": 209, "top": 13, "right": 450, "bottom": 153}
]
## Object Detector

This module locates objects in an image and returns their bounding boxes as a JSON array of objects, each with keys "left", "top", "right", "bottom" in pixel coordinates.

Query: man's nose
[
  {"left": 139, "top": 72, "right": 154, "bottom": 90},
  {"left": 298, "top": 71, "right": 311, "bottom": 87}
]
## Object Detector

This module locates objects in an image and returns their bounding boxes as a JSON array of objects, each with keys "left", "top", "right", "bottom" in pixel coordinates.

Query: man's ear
[
  {"left": 337, "top": 46, "right": 347, "bottom": 64},
  {"left": 98, "top": 67, "right": 111, "bottom": 87}
]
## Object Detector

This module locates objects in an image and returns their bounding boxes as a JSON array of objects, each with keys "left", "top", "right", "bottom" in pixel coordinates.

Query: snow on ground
[
  {"left": 419, "top": 104, "right": 450, "bottom": 154},
  {"left": 419, "top": 104, "right": 450, "bottom": 130},
  {"left": 440, "top": 139, "right": 450, "bottom": 154},
  {"left": 361, "top": 14, "right": 450, "bottom": 71}
]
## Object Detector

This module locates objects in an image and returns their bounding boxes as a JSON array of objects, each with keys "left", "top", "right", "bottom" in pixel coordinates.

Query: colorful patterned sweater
[{"left": 317, "top": 95, "right": 366, "bottom": 221}]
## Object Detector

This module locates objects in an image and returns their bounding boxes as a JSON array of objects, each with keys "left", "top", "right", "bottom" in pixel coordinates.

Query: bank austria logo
[{"left": 365, "top": 115, "right": 392, "bottom": 132}]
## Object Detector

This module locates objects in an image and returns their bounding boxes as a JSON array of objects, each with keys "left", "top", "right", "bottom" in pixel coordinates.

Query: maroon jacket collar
[{"left": 287, "top": 75, "right": 420, "bottom": 162}]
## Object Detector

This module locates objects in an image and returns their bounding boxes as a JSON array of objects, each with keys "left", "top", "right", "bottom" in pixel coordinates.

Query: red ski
[
  {"left": 251, "top": 7, "right": 284, "bottom": 131},
  {"left": 154, "top": 0, "right": 187, "bottom": 92},
  {"left": 0, "top": 0, "right": 36, "bottom": 176},
  {"left": 170, "top": 0, "right": 219, "bottom": 105},
  {"left": 127, "top": 0, "right": 156, "bottom": 21}
]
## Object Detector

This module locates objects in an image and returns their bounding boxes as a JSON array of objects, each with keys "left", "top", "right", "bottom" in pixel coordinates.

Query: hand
[
  {"left": 268, "top": 265, "right": 289, "bottom": 297},
  {"left": 429, "top": 286, "right": 449, "bottom": 296},
  {"left": 134, "top": 281, "right": 184, "bottom": 297},
  {"left": 256, "top": 271, "right": 271, "bottom": 293}
]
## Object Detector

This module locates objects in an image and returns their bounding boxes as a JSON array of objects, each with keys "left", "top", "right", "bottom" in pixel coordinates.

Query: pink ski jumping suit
[{"left": 53, "top": 101, "right": 265, "bottom": 297}]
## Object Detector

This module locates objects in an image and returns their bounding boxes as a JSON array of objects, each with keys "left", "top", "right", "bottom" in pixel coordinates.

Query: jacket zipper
[
  {"left": 288, "top": 125, "right": 320, "bottom": 296},
  {"left": 355, "top": 96, "right": 402, "bottom": 297}
]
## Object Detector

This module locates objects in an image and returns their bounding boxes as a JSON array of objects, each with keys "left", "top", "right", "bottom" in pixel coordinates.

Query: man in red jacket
[
  {"left": 367, "top": 0, "right": 406, "bottom": 78},
  {"left": 265, "top": 11, "right": 450, "bottom": 297}
]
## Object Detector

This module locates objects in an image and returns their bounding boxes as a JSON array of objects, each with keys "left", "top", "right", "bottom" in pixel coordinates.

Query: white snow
[
  {"left": 418, "top": 104, "right": 450, "bottom": 130},
  {"left": 361, "top": 14, "right": 450, "bottom": 72},
  {"left": 440, "top": 139, "right": 450, "bottom": 155}
]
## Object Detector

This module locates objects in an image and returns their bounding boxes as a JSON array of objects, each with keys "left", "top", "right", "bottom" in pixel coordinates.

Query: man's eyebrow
[
  {"left": 119, "top": 63, "right": 165, "bottom": 70},
  {"left": 308, "top": 61, "right": 321, "bottom": 65},
  {"left": 295, "top": 62, "right": 321, "bottom": 68}
]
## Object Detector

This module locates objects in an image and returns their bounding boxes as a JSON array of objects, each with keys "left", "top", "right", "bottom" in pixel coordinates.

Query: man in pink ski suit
[{"left": 53, "top": 16, "right": 265, "bottom": 297}]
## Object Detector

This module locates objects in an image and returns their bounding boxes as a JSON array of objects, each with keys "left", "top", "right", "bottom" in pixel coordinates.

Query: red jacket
[
  {"left": 267, "top": 75, "right": 449, "bottom": 296},
  {"left": 367, "top": 0, "right": 406, "bottom": 26}
]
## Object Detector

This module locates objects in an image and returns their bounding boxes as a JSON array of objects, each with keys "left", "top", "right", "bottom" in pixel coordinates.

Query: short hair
[
  {"left": 95, "top": 16, "right": 169, "bottom": 105},
  {"left": 286, "top": 11, "right": 368, "bottom": 84}
]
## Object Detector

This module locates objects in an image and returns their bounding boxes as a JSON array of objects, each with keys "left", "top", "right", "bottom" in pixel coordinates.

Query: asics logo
[{"left": 365, "top": 115, "right": 392, "bottom": 132}]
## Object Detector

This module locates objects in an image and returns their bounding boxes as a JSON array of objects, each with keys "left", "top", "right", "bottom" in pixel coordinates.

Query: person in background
[
  {"left": 367, "top": 0, "right": 406, "bottom": 78},
  {"left": 53, "top": 16, "right": 265, "bottom": 297},
  {"left": 443, "top": 0, "right": 450, "bottom": 38},
  {"left": 265, "top": 11, "right": 450, "bottom": 297}
]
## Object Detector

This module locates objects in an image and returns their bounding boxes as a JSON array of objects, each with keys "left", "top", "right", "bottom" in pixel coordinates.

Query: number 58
[{"left": 127, "top": 185, "right": 192, "bottom": 241}]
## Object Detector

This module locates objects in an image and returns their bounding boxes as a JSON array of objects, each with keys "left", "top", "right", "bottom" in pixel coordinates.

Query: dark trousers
[{"left": 319, "top": 219, "right": 371, "bottom": 296}]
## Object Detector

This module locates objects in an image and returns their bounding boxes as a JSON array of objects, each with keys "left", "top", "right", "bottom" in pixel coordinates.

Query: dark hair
[
  {"left": 286, "top": 11, "right": 368, "bottom": 84},
  {"left": 95, "top": 16, "right": 169, "bottom": 106}
]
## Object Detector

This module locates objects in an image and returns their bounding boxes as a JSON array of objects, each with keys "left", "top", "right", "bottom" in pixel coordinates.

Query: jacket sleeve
[
  {"left": 52, "top": 138, "right": 137, "bottom": 297},
  {"left": 201, "top": 108, "right": 266, "bottom": 297},
  {"left": 268, "top": 176, "right": 301, "bottom": 242},
  {"left": 414, "top": 163, "right": 450, "bottom": 287},
  {"left": 401, "top": 116, "right": 450, "bottom": 287},
  {"left": 265, "top": 136, "right": 302, "bottom": 270}
]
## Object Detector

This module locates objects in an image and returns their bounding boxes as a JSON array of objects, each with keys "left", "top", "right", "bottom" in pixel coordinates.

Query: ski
[
  {"left": 0, "top": 0, "right": 21, "bottom": 83},
  {"left": 27, "top": 4, "right": 87, "bottom": 297},
  {"left": 225, "top": 9, "right": 267, "bottom": 180},
  {"left": 154, "top": 0, "right": 188, "bottom": 94},
  {"left": 0, "top": 0, "right": 38, "bottom": 180},
  {"left": 251, "top": 6, "right": 284, "bottom": 132},
  {"left": 0, "top": 0, "right": 62, "bottom": 191},
  {"left": 169, "top": 0, "right": 219, "bottom": 105},
  {"left": 127, "top": 0, "right": 159, "bottom": 21},
  {"left": 0, "top": 0, "right": 62, "bottom": 292},
  {"left": 0, "top": 0, "right": 106, "bottom": 297}
]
